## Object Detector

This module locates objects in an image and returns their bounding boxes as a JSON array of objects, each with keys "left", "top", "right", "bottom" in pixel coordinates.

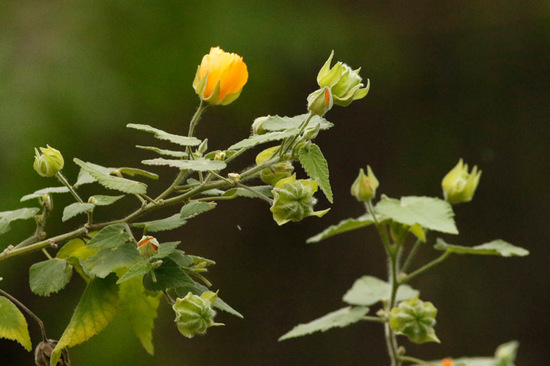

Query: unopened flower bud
[
  {"left": 228, "top": 173, "right": 241, "bottom": 183},
  {"left": 270, "top": 174, "right": 330, "bottom": 225},
  {"left": 252, "top": 116, "right": 269, "bottom": 135},
  {"left": 303, "top": 122, "right": 321, "bottom": 140},
  {"left": 193, "top": 47, "right": 248, "bottom": 106},
  {"left": 317, "top": 51, "right": 369, "bottom": 106},
  {"left": 350, "top": 165, "right": 379, "bottom": 202},
  {"left": 214, "top": 151, "right": 226, "bottom": 161},
  {"left": 137, "top": 236, "right": 159, "bottom": 258},
  {"left": 197, "top": 139, "right": 208, "bottom": 155},
  {"left": 441, "top": 159, "right": 481, "bottom": 204},
  {"left": 307, "top": 87, "right": 333, "bottom": 117},
  {"left": 255, "top": 146, "right": 280, "bottom": 165},
  {"left": 261, "top": 161, "right": 294, "bottom": 186},
  {"left": 33, "top": 145, "right": 64, "bottom": 177},
  {"left": 173, "top": 291, "right": 223, "bottom": 338},
  {"left": 389, "top": 296, "right": 440, "bottom": 344}
]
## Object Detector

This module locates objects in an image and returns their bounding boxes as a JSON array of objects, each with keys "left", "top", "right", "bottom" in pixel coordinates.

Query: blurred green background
[{"left": 1, "top": 1, "right": 549, "bottom": 365}]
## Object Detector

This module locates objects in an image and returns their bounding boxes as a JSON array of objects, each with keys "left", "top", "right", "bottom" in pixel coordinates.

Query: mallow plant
[{"left": 0, "top": 47, "right": 527, "bottom": 366}]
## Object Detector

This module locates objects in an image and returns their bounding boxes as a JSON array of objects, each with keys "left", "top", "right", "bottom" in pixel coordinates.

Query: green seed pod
[
  {"left": 173, "top": 291, "right": 223, "bottom": 338},
  {"left": 33, "top": 145, "right": 64, "bottom": 177},
  {"left": 389, "top": 296, "right": 440, "bottom": 344},
  {"left": 270, "top": 174, "right": 330, "bottom": 225}
]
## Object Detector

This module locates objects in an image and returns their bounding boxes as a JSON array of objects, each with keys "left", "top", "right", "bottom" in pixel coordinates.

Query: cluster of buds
[
  {"left": 308, "top": 51, "right": 370, "bottom": 116},
  {"left": 172, "top": 291, "right": 223, "bottom": 338},
  {"left": 270, "top": 174, "right": 330, "bottom": 225},
  {"left": 441, "top": 159, "right": 481, "bottom": 204},
  {"left": 389, "top": 296, "right": 440, "bottom": 344}
]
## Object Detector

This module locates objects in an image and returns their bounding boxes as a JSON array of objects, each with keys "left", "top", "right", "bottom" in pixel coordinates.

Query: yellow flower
[{"left": 193, "top": 47, "right": 248, "bottom": 105}]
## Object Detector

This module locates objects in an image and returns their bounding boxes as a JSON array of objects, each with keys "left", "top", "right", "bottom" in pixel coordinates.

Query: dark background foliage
[{"left": 1, "top": 1, "right": 548, "bottom": 365}]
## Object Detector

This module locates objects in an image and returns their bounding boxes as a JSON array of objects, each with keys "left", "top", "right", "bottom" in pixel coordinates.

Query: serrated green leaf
[
  {"left": 89, "top": 195, "right": 124, "bottom": 206},
  {"left": 0, "top": 207, "right": 40, "bottom": 235},
  {"left": 174, "top": 282, "right": 243, "bottom": 318},
  {"left": 223, "top": 185, "right": 274, "bottom": 199},
  {"left": 258, "top": 114, "right": 333, "bottom": 132},
  {"left": 141, "top": 157, "right": 226, "bottom": 172},
  {"left": 127, "top": 123, "right": 201, "bottom": 146},
  {"left": 133, "top": 214, "right": 187, "bottom": 233},
  {"left": 74, "top": 159, "right": 147, "bottom": 195},
  {"left": 62, "top": 202, "right": 95, "bottom": 222},
  {"left": 279, "top": 306, "right": 369, "bottom": 341},
  {"left": 136, "top": 145, "right": 187, "bottom": 158},
  {"left": 435, "top": 239, "right": 529, "bottom": 257},
  {"left": 29, "top": 259, "right": 73, "bottom": 296},
  {"left": 342, "top": 276, "right": 419, "bottom": 306},
  {"left": 20, "top": 187, "right": 70, "bottom": 202},
  {"left": 119, "top": 276, "right": 161, "bottom": 355},
  {"left": 306, "top": 213, "right": 380, "bottom": 244},
  {"left": 228, "top": 129, "right": 299, "bottom": 150},
  {"left": 50, "top": 276, "right": 118, "bottom": 365},
  {"left": 375, "top": 196, "right": 458, "bottom": 234},
  {"left": 166, "top": 251, "right": 194, "bottom": 268},
  {"left": 116, "top": 259, "right": 153, "bottom": 284},
  {"left": 142, "top": 259, "right": 193, "bottom": 292},
  {"left": 298, "top": 143, "right": 333, "bottom": 203},
  {"left": 117, "top": 167, "right": 159, "bottom": 180},
  {"left": 0, "top": 296, "right": 32, "bottom": 351},
  {"left": 87, "top": 224, "right": 130, "bottom": 249},
  {"left": 85, "top": 243, "right": 140, "bottom": 278},
  {"left": 74, "top": 163, "right": 116, "bottom": 188},
  {"left": 180, "top": 201, "right": 217, "bottom": 219}
]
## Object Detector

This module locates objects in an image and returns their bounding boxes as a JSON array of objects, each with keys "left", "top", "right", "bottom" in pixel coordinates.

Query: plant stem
[
  {"left": 401, "top": 238, "right": 423, "bottom": 274},
  {"left": 400, "top": 251, "right": 451, "bottom": 284},
  {"left": 0, "top": 288, "right": 48, "bottom": 341}
]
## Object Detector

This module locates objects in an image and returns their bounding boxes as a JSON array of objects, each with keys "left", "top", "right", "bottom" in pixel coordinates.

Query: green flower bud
[
  {"left": 173, "top": 291, "right": 223, "bottom": 338},
  {"left": 252, "top": 116, "right": 269, "bottom": 135},
  {"left": 303, "top": 122, "right": 321, "bottom": 140},
  {"left": 307, "top": 87, "right": 333, "bottom": 117},
  {"left": 441, "top": 159, "right": 482, "bottom": 204},
  {"left": 261, "top": 161, "right": 294, "bottom": 186},
  {"left": 270, "top": 174, "right": 330, "bottom": 226},
  {"left": 350, "top": 165, "right": 379, "bottom": 202},
  {"left": 137, "top": 236, "right": 159, "bottom": 258},
  {"left": 317, "top": 51, "right": 370, "bottom": 106},
  {"left": 33, "top": 145, "right": 64, "bottom": 177},
  {"left": 389, "top": 296, "right": 440, "bottom": 344},
  {"left": 197, "top": 138, "right": 208, "bottom": 155}
]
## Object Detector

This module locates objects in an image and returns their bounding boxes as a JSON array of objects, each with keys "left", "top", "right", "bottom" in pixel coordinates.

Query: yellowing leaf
[
  {"left": 0, "top": 296, "right": 32, "bottom": 351},
  {"left": 50, "top": 276, "right": 118, "bottom": 365},
  {"left": 119, "top": 276, "right": 161, "bottom": 355}
]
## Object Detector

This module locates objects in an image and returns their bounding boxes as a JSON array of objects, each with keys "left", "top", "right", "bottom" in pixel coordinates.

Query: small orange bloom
[
  {"left": 193, "top": 47, "right": 248, "bottom": 105},
  {"left": 442, "top": 358, "right": 453, "bottom": 366}
]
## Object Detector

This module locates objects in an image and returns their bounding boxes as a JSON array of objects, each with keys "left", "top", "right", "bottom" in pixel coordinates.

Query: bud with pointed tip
[
  {"left": 441, "top": 159, "right": 482, "bottom": 204},
  {"left": 350, "top": 165, "right": 379, "bottom": 202},
  {"left": 173, "top": 291, "right": 223, "bottom": 338},
  {"left": 33, "top": 145, "right": 64, "bottom": 177},
  {"left": 307, "top": 87, "right": 333, "bottom": 116}
]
